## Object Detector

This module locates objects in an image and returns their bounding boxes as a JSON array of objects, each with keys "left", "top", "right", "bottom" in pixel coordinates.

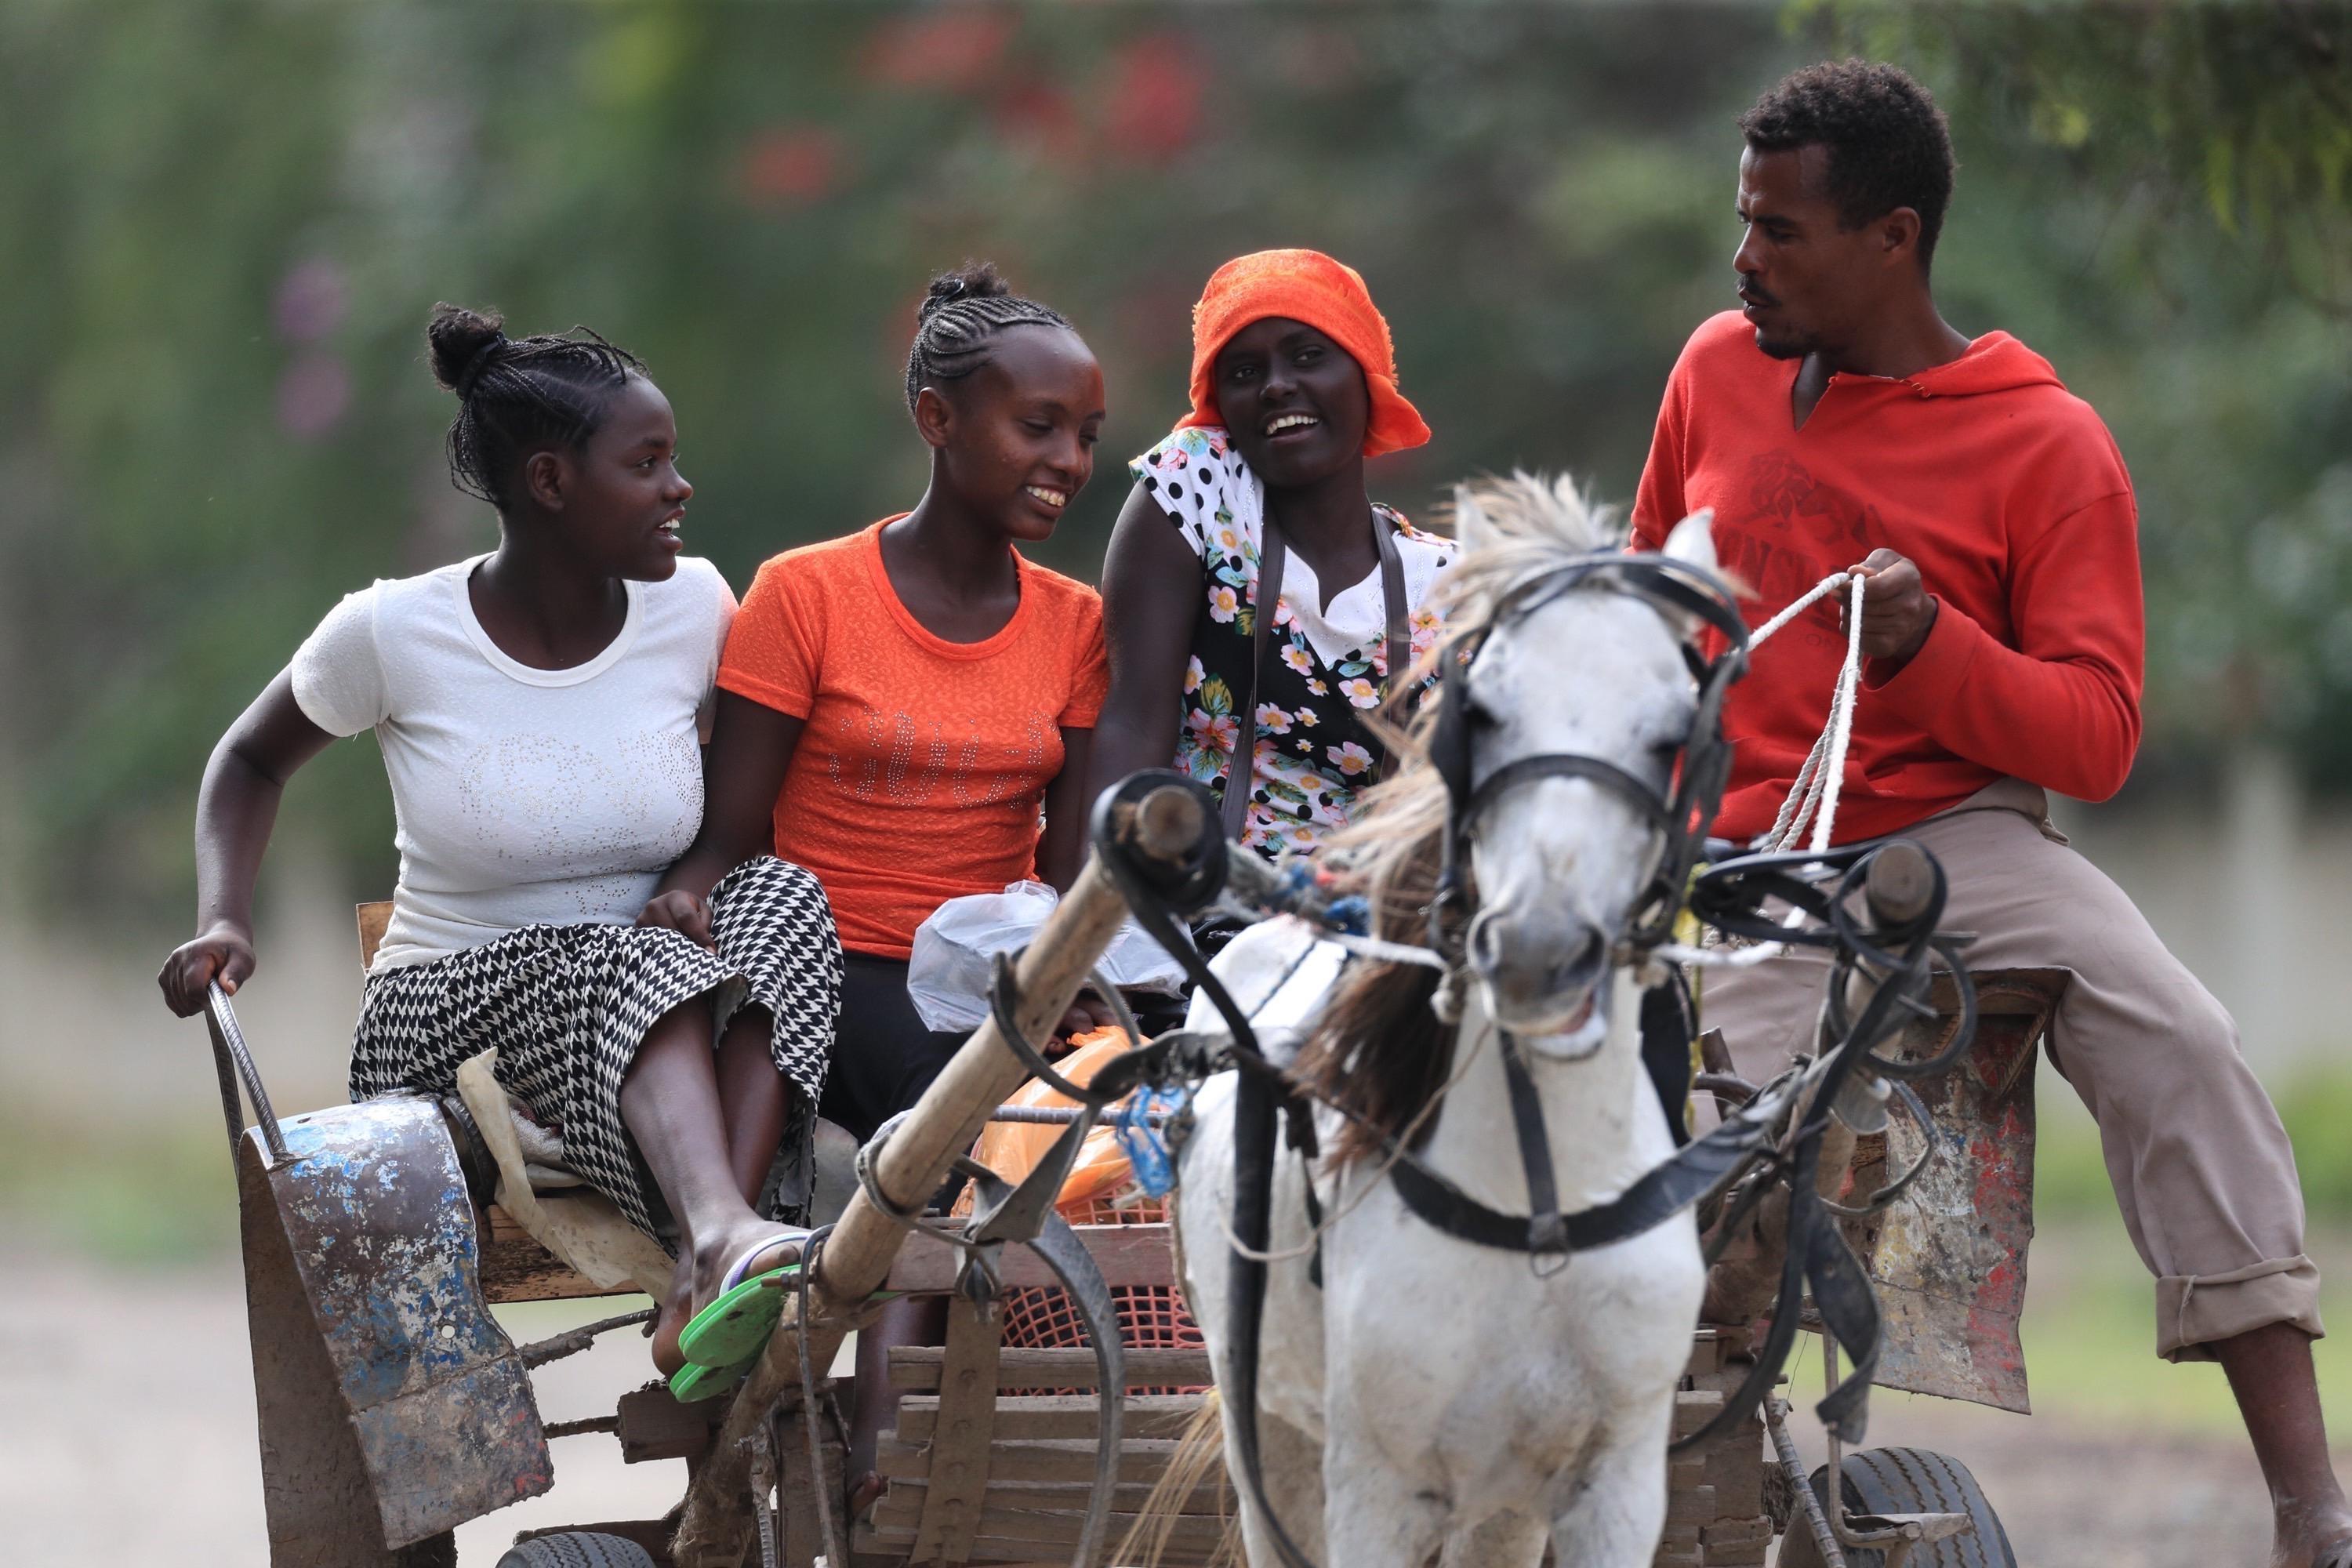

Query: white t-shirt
[{"left": 292, "top": 554, "right": 737, "bottom": 974}]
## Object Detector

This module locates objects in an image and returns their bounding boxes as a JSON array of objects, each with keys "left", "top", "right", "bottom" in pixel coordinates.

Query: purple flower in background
[
  {"left": 278, "top": 354, "right": 351, "bottom": 438},
  {"left": 274, "top": 258, "right": 347, "bottom": 343}
]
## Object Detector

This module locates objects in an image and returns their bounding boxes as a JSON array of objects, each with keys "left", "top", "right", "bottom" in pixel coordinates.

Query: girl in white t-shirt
[{"left": 158, "top": 305, "right": 841, "bottom": 1385}]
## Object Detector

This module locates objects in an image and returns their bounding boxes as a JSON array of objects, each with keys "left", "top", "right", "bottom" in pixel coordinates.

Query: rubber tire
[
  {"left": 493, "top": 1533, "right": 659, "bottom": 1568},
  {"left": 1774, "top": 1446, "right": 2016, "bottom": 1568}
]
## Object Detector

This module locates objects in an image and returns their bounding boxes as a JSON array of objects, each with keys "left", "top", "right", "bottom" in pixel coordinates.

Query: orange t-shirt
[{"left": 717, "top": 521, "right": 1110, "bottom": 959}]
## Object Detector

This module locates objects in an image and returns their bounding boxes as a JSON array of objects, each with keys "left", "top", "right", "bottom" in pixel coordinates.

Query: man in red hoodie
[{"left": 1635, "top": 61, "right": 2348, "bottom": 1565}]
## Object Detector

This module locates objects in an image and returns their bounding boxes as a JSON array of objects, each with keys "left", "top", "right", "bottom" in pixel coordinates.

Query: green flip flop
[
  {"left": 667, "top": 1350, "right": 757, "bottom": 1404},
  {"left": 672, "top": 1232, "right": 811, "bottom": 1380}
]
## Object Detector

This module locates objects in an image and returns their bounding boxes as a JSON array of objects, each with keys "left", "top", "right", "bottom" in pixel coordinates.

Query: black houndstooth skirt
[{"left": 349, "top": 856, "right": 842, "bottom": 1241}]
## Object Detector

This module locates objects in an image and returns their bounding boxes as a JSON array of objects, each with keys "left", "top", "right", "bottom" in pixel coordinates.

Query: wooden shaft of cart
[{"left": 672, "top": 782, "right": 1207, "bottom": 1568}]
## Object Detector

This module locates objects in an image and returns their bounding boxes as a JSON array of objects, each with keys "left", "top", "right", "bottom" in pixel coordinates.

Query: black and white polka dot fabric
[{"left": 349, "top": 855, "right": 842, "bottom": 1242}]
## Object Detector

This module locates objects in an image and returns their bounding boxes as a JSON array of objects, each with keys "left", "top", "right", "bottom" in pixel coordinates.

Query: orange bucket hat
[{"left": 1177, "top": 249, "right": 1431, "bottom": 459}]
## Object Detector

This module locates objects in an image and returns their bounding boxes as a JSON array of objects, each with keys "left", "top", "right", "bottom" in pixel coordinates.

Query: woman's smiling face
[
  {"left": 1211, "top": 317, "right": 1370, "bottom": 489},
  {"left": 926, "top": 323, "right": 1105, "bottom": 545},
  {"left": 535, "top": 373, "right": 692, "bottom": 581}
]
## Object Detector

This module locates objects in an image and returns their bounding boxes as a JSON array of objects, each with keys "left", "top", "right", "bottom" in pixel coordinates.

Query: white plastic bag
[{"left": 906, "top": 880, "right": 1188, "bottom": 1033}]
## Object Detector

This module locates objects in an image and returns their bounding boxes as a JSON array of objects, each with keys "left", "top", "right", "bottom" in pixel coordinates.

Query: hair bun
[
  {"left": 426, "top": 302, "right": 510, "bottom": 397},
  {"left": 917, "top": 261, "right": 1011, "bottom": 321}
]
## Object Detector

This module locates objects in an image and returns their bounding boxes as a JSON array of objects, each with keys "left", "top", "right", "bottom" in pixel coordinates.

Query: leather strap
[
  {"left": 1221, "top": 510, "right": 1412, "bottom": 843},
  {"left": 1385, "top": 1067, "right": 1789, "bottom": 1254},
  {"left": 1497, "top": 1034, "right": 1567, "bottom": 1254}
]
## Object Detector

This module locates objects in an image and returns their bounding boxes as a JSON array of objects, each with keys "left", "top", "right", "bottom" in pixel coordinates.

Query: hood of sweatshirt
[{"left": 1905, "top": 331, "right": 2065, "bottom": 397}]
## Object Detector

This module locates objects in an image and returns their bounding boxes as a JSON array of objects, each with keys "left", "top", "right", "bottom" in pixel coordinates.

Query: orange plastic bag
[{"left": 956, "top": 1027, "right": 1137, "bottom": 1218}]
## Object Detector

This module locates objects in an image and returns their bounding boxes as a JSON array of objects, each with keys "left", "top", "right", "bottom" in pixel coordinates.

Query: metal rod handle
[{"left": 205, "top": 982, "right": 290, "bottom": 1166}]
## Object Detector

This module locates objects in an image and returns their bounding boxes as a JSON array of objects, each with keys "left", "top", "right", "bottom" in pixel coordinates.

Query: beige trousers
[{"left": 1700, "top": 779, "right": 2322, "bottom": 1362}]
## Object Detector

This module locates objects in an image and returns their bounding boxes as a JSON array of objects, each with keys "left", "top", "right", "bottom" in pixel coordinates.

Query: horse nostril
[
  {"left": 1555, "top": 923, "right": 1606, "bottom": 985},
  {"left": 1465, "top": 911, "right": 1504, "bottom": 978}
]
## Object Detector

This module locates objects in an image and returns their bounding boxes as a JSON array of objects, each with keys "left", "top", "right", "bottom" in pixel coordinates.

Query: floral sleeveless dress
[{"left": 1132, "top": 426, "right": 1456, "bottom": 858}]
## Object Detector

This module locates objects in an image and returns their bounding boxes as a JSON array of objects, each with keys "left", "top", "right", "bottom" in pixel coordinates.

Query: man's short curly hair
[{"left": 1740, "top": 60, "right": 1956, "bottom": 270}]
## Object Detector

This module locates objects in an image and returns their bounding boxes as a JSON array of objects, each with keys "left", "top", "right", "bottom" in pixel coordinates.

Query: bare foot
[
  {"left": 847, "top": 1470, "right": 885, "bottom": 1522},
  {"left": 651, "top": 1250, "right": 696, "bottom": 1376},
  {"left": 650, "top": 1221, "right": 810, "bottom": 1378},
  {"left": 2273, "top": 1499, "right": 2352, "bottom": 1568}
]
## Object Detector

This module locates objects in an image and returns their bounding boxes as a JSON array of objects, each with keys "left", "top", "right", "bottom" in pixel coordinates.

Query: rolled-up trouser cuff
[{"left": 2157, "top": 1254, "right": 2325, "bottom": 1362}]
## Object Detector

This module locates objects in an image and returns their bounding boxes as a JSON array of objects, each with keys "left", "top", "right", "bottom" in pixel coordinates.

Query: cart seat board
[
  {"left": 887, "top": 1344, "right": 1214, "bottom": 1392},
  {"left": 885, "top": 1222, "right": 1182, "bottom": 1294}
]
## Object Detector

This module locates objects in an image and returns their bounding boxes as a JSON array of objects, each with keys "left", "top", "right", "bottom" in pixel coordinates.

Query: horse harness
[{"left": 1382, "top": 550, "right": 1756, "bottom": 1257}]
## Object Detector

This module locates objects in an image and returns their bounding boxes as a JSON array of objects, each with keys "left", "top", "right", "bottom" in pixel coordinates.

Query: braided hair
[
  {"left": 902, "top": 262, "right": 1073, "bottom": 413},
  {"left": 426, "top": 303, "right": 647, "bottom": 508}
]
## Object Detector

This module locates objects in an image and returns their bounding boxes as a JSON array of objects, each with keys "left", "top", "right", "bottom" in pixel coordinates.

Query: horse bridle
[{"left": 1424, "top": 551, "right": 1751, "bottom": 959}]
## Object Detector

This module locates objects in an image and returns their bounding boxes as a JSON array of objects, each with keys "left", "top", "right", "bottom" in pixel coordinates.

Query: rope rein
[{"left": 1652, "top": 570, "right": 1866, "bottom": 971}]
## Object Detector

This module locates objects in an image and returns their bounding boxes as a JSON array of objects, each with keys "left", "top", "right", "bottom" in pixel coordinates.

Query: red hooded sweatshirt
[{"left": 1632, "top": 311, "right": 2143, "bottom": 844}]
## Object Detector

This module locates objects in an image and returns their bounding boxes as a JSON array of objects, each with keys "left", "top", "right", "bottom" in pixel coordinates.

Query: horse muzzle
[{"left": 1465, "top": 909, "right": 1610, "bottom": 1044}]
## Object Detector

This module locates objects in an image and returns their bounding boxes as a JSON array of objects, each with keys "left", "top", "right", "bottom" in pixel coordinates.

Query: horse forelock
[{"left": 1298, "top": 472, "right": 1635, "bottom": 1167}]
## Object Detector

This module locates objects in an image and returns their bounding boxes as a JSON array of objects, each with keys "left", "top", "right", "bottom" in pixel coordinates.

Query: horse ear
[
  {"left": 1660, "top": 508, "right": 1718, "bottom": 574},
  {"left": 1452, "top": 483, "right": 1497, "bottom": 551}
]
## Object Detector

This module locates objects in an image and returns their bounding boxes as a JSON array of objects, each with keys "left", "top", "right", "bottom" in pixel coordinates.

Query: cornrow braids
[
  {"left": 902, "top": 261, "right": 1073, "bottom": 413},
  {"left": 426, "top": 303, "right": 648, "bottom": 508}
]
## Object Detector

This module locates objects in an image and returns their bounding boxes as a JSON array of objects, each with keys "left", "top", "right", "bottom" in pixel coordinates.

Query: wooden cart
[{"left": 203, "top": 784, "right": 2057, "bottom": 1568}]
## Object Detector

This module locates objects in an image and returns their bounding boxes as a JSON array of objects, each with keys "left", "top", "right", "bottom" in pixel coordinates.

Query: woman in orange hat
[{"left": 1091, "top": 249, "right": 1454, "bottom": 858}]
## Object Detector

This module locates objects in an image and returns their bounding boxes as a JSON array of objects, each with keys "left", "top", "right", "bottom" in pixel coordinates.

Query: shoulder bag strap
[
  {"left": 1374, "top": 509, "right": 1410, "bottom": 782},
  {"left": 1221, "top": 520, "right": 1287, "bottom": 844}
]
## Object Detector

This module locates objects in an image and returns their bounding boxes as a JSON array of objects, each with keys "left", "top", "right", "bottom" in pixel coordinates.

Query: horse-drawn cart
[{"left": 195, "top": 767, "right": 2051, "bottom": 1568}]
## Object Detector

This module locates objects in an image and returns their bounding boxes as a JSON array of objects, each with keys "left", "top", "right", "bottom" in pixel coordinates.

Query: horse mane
[{"left": 1297, "top": 472, "right": 1628, "bottom": 1167}]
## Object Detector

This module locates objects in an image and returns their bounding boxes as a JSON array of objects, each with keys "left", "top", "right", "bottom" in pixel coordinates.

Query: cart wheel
[
  {"left": 1776, "top": 1446, "right": 2016, "bottom": 1568},
  {"left": 493, "top": 1534, "right": 658, "bottom": 1568}
]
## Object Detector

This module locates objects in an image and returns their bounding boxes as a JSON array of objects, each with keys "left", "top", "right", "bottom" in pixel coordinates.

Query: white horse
[{"left": 1174, "top": 476, "right": 1726, "bottom": 1568}]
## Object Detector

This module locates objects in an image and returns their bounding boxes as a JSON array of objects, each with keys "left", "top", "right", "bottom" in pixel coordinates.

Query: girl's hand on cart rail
[
  {"left": 637, "top": 890, "right": 717, "bottom": 950},
  {"left": 158, "top": 924, "right": 256, "bottom": 1017}
]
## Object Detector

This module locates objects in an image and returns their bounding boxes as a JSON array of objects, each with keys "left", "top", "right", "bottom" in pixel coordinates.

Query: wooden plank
[
  {"left": 889, "top": 1345, "right": 1212, "bottom": 1392},
  {"left": 777, "top": 1402, "right": 848, "bottom": 1568},
  {"left": 891, "top": 1392, "right": 1209, "bottom": 1443},
  {"left": 879, "top": 1437, "right": 1196, "bottom": 1487},
  {"left": 858, "top": 1523, "right": 1224, "bottom": 1568},
  {"left": 1671, "top": 1389, "right": 1725, "bottom": 1438},
  {"left": 885, "top": 1223, "right": 1181, "bottom": 1294},
  {"left": 477, "top": 1202, "right": 635, "bottom": 1305},
  {"left": 1700, "top": 1512, "right": 1773, "bottom": 1565},
  {"left": 867, "top": 1504, "right": 1232, "bottom": 1552},
  {"left": 880, "top": 1478, "right": 1229, "bottom": 1518},
  {"left": 354, "top": 901, "right": 393, "bottom": 971},
  {"left": 1701, "top": 1429, "right": 1763, "bottom": 1517},
  {"left": 909, "top": 1296, "right": 1001, "bottom": 1565},
  {"left": 1684, "top": 1328, "right": 1722, "bottom": 1377},
  {"left": 1665, "top": 1485, "right": 1718, "bottom": 1525},
  {"left": 615, "top": 1383, "right": 724, "bottom": 1464}
]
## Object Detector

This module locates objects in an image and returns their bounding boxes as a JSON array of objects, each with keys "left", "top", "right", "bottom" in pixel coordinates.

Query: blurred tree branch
[{"left": 1809, "top": 1, "right": 2352, "bottom": 312}]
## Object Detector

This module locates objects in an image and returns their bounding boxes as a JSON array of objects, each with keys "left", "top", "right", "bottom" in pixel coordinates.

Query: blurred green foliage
[{"left": 2, "top": 3, "right": 2349, "bottom": 920}]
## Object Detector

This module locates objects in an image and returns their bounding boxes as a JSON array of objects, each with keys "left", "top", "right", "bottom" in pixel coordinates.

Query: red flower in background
[
  {"left": 1103, "top": 34, "right": 1203, "bottom": 162},
  {"left": 741, "top": 126, "right": 842, "bottom": 208},
  {"left": 992, "top": 81, "right": 1083, "bottom": 169},
  {"left": 859, "top": 9, "right": 1018, "bottom": 91}
]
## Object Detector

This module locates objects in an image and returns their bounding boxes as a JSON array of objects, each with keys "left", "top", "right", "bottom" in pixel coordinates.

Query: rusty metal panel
[
  {"left": 256, "top": 1098, "right": 550, "bottom": 1548},
  {"left": 1842, "top": 969, "right": 2066, "bottom": 1414}
]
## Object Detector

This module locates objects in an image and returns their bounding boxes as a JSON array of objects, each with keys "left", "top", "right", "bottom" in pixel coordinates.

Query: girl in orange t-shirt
[{"left": 649, "top": 263, "right": 1109, "bottom": 1143}]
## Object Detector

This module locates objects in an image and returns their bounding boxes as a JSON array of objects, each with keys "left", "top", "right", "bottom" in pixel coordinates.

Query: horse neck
[{"left": 1417, "top": 975, "right": 1672, "bottom": 1211}]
